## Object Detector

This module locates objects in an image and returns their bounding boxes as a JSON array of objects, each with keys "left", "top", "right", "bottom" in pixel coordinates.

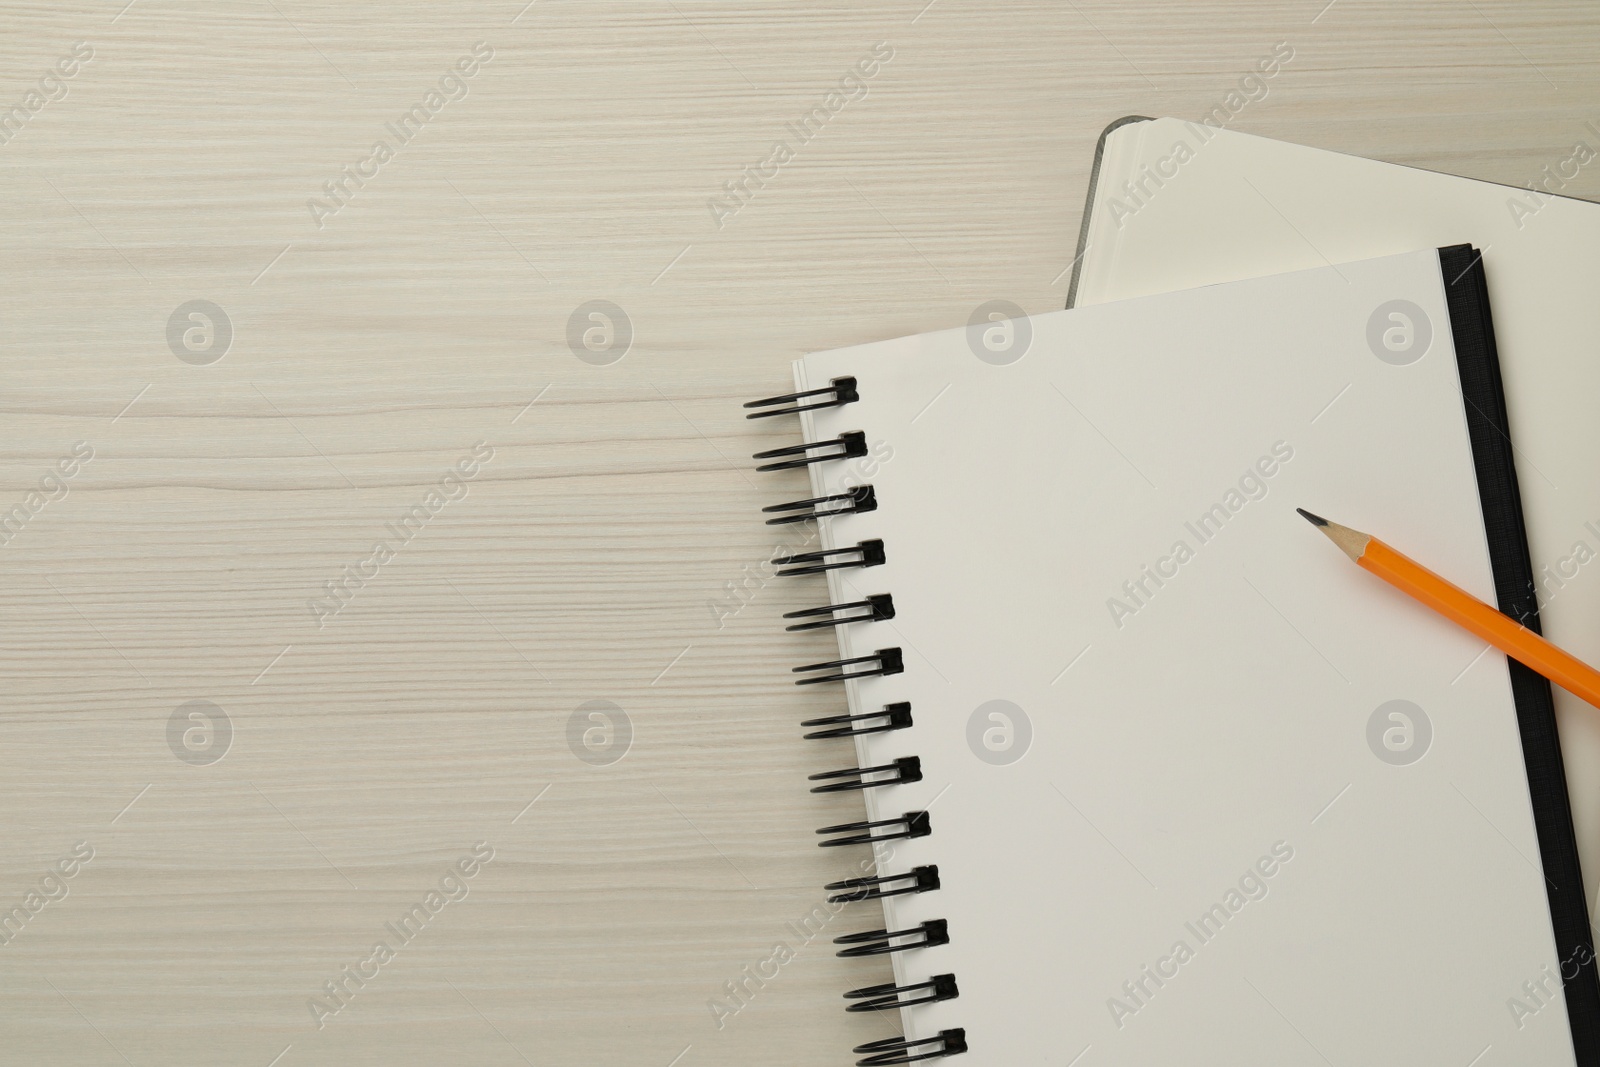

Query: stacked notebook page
[{"left": 1070, "top": 116, "right": 1600, "bottom": 919}]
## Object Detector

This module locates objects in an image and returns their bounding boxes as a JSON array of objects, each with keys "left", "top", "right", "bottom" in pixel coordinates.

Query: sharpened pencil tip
[{"left": 1296, "top": 508, "right": 1329, "bottom": 527}]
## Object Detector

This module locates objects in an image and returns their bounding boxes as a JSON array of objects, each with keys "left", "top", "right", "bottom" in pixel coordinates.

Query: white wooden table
[{"left": 2, "top": 2, "right": 1597, "bottom": 1063}]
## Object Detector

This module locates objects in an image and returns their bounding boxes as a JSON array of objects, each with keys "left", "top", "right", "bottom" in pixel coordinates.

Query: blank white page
[
  {"left": 1074, "top": 117, "right": 1600, "bottom": 909},
  {"left": 792, "top": 250, "right": 1572, "bottom": 1065}
]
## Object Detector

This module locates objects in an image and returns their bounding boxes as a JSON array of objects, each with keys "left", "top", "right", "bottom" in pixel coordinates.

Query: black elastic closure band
[
  {"left": 753, "top": 431, "right": 869, "bottom": 472},
  {"left": 808, "top": 756, "right": 922, "bottom": 794},
  {"left": 826, "top": 864, "right": 940, "bottom": 903},
  {"left": 802, "top": 701, "right": 913, "bottom": 740},
  {"left": 854, "top": 1028, "right": 967, "bottom": 1066},
  {"left": 744, "top": 376, "right": 859, "bottom": 419},
  {"left": 785, "top": 594, "right": 895, "bottom": 631},
  {"left": 816, "top": 811, "right": 931, "bottom": 848},
  {"left": 793, "top": 647, "right": 903, "bottom": 686},
  {"left": 1438, "top": 242, "right": 1600, "bottom": 1055},
  {"left": 775, "top": 539, "right": 886, "bottom": 577},
  {"left": 763, "top": 485, "right": 877, "bottom": 526},
  {"left": 845, "top": 973, "right": 959, "bottom": 1013}
]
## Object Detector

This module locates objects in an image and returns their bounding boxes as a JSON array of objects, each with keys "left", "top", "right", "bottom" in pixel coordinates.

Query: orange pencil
[{"left": 1298, "top": 508, "right": 1600, "bottom": 710}]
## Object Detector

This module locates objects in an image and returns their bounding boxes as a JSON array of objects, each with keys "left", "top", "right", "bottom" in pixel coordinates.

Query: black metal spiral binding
[
  {"left": 775, "top": 539, "right": 886, "bottom": 576},
  {"left": 854, "top": 1029, "right": 967, "bottom": 1066},
  {"left": 793, "top": 647, "right": 903, "bottom": 685},
  {"left": 763, "top": 485, "right": 877, "bottom": 525},
  {"left": 808, "top": 756, "right": 922, "bottom": 793},
  {"left": 835, "top": 919, "right": 950, "bottom": 958},
  {"left": 784, "top": 594, "right": 895, "bottom": 631},
  {"left": 826, "top": 864, "right": 939, "bottom": 903},
  {"left": 748, "top": 379, "right": 961, "bottom": 1065},
  {"left": 845, "top": 973, "right": 959, "bottom": 1013},
  {"left": 744, "top": 376, "right": 859, "bottom": 419},
  {"left": 802, "top": 701, "right": 913, "bottom": 740},
  {"left": 753, "top": 431, "right": 869, "bottom": 471},
  {"left": 816, "top": 811, "right": 931, "bottom": 848}
]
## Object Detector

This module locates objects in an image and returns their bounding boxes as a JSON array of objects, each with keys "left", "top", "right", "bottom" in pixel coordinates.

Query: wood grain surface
[{"left": 2, "top": 2, "right": 1598, "bottom": 1064}]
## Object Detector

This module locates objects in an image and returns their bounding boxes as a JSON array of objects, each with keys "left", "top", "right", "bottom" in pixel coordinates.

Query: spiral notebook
[{"left": 748, "top": 246, "right": 1599, "bottom": 1065}]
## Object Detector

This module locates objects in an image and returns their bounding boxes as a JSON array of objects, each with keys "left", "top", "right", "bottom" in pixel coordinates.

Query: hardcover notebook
[
  {"left": 1068, "top": 117, "right": 1600, "bottom": 914},
  {"left": 747, "top": 247, "right": 1600, "bottom": 1064}
]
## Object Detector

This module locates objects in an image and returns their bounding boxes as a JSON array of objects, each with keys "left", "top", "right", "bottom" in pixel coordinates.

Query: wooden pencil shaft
[{"left": 1362, "top": 538, "right": 1600, "bottom": 708}]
